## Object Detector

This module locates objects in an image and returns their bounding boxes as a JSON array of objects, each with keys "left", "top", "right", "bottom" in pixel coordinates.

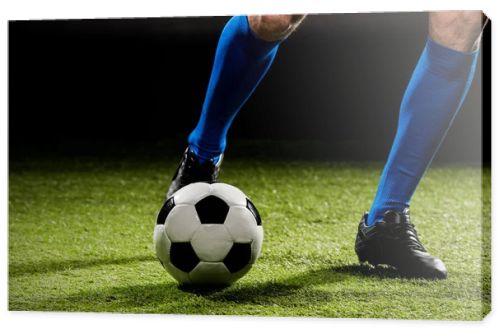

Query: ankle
[{"left": 188, "top": 145, "right": 222, "bottom": 165}]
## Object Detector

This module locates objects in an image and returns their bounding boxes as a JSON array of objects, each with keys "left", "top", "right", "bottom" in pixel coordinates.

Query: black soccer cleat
[
  {"left": 355, "top": 209, "right": 447, "bottom": 279},
  {"left": 166, "top": 148, "right": 222, "bottom": 198}
]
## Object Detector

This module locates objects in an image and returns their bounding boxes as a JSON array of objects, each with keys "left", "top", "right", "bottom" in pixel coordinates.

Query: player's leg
[
  {"left": 167, "top": 15, "right": 306, "bottom": 198},
  {"left": 356, "top": 11, "right": 486, "bottom": 278},
  {"left": 188, "top": 14, "right": 305, "bottom": 163}
]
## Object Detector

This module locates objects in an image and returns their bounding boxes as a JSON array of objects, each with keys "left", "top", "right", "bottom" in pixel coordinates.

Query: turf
[{"left": 8, "top": 153, "right": 490, "bottom": 319}]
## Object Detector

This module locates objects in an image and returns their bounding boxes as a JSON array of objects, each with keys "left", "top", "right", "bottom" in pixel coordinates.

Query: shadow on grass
[
  {"left": 332, "top": 263, "right": 401, "bottom": 278},
  {"left": 12, "top": 259, "right": 447, "bottom": 314},
  {"left": 29, "top": 262, "right": 413, "bottom": 312},
  {"left": 179, "top": 263, "right": 411, "bottom": 296},
  {"left": 193, "top": 263, "right": 414, "bottom": 304},
  {"left": 9, "top": 255, "right": 156, "bottom": 277},
  {"left": 36, "top": 266, "right": 342, "bottom": 311}
]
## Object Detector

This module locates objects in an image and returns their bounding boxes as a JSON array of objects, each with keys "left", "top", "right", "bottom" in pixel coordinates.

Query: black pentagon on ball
[
  {"left": 223, "top": 242, "right": 252, "bottom": 273},
  {"left": 195, "top": 195, "right": 229, "bottom": 224},
  {"left": 170, "top": 242, "right": 200, "bottom": 272},
  {"left": 156, "top": 197, "right": 175, "bottom": 225},
  {"left": 246, "top": 198, "right": 262, "bottom": 226}
]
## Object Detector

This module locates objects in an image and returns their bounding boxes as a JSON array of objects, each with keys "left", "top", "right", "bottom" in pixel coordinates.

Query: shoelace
[{"left": 383, "top": 222, "right": 427, "bottom": 252}]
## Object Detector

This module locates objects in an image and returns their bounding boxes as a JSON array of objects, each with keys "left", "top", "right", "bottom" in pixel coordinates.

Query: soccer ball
[{"left": 154, "top": 182, "right": 263, "bottom": 285}]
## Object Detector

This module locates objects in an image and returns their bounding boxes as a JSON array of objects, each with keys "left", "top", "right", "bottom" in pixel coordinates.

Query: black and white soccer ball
[{"left": 154, "top": 182, "right": 263, "bottom": 285}]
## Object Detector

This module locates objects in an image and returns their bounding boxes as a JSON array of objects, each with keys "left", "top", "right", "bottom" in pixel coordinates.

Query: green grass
[{"left": 8, "top": 154, "right": 490, "bottom": 319}]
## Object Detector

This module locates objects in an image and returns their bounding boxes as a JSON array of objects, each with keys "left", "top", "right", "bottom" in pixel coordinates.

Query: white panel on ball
[
  {"left": 228, "top": 264, "right": 252, "bottom": 283},
  {"left": 165, "top": 204, "right": 200, "bottom": 242},
  {"left": 250, "top": 226, "right": 264, "bottom": 263},
  {"left": 224, "top": 205, "right": 259, "bottom": 243},
  {"left": 210, "top": 183, "right": 247, "bottom": 206},
  {"left": 173, "top": 182, "right": 211, "bottom": 205},
  {"left": 189, "top": 262, "right": 232, "bottom": 285},
  {"left": 153, "top": 225, "right": 171, "bottom": 266},
  {"left": 164, "top": 261, "right": 191, "bottom": 284},
  {"left": 191, "top": 225, "right": 233, "bottom": 262}
]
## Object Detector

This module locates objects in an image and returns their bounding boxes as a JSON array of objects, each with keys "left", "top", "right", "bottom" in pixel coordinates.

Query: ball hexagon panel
[
  {"left": 191, "top": 225, "right": 233, "bottom": 262},
  {"left": 210, "top": 183, "right": 247, "bottom": 207},
  {"left": 223, "top": 242, "right": 252, "bottom": 273},
  {"left": 224, "top": 206, "right": 259, "bottom": 243},
  {"left": 189, "top": 262, "right": 232, "bottom": 285},
  {"left": 228, "top": 264, "right": 252, "bottom": 283},
  {"left": 195, "top": 195, "right": 229, "bottom": 224},
  {"left": 156, "top": 197, "right": 176, "bottom": 225},
  {"left": 250, "top": 226, "right": 264, "bottom": 263},
  {"left": 169, "top": 242, "right": 200, "bottom": 272},
  {"left": 165, "top": 204, "right": 200, "bottom": 242},
  {"left": 246, "top": 198, "right": 262, "bottom": 226},
  {"left": 174, "top": 182, "right": 212, "bottom": 205},
  {"left": 164, "top": 260, "right": 191, "bottom": 284},
  {"left": 153, "top": 225, "right": 171, "bottom": 267}
]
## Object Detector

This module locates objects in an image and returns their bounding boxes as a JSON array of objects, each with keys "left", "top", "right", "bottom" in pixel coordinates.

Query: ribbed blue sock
[
  {"left": 367, "top": 37, "right": 479, "bottom": 226},
  {"left": 188, "top": 16, "right": 282, "bottom": 162}
]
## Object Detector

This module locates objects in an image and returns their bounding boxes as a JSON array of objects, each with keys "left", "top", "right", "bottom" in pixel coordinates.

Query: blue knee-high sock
[
  {"left": 367, "top": 37, "right": 479, "bottom": 226},
  {"left": 188, "top": 16, "right": 282, "bottom": 162}
]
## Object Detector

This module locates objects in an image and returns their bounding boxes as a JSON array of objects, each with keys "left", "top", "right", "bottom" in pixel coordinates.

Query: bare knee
[
  {"left": 248, "top": 14, "right": 306, "bottom": 42},
  {"left": 429, "top": 10, "right": 487, "bottom": 52}
]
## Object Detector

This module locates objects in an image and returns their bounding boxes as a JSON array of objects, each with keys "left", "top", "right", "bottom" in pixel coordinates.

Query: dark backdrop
[{"left": 9, "top": 13, "right": 490, "bottom": 163}]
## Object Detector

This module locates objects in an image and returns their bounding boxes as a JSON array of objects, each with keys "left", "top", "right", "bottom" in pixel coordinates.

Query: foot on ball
[
  {"left": 166, "top": 148, "right": 222, "bottom": 199},
  {"left": 355, "top": 209, "right": 447, "bottom": 279}
]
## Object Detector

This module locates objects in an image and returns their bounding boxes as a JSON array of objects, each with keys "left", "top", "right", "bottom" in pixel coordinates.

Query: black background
[{"left": 9, "top": 13, "right": 490, "bottom": 162}]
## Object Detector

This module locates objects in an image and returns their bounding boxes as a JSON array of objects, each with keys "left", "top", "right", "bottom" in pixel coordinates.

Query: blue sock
[
  {"left": 188, "top": 16, "right": 282, "bottom": 162},
  {"left": 367, "top": 37, "right": 479, "bottom": 226}
]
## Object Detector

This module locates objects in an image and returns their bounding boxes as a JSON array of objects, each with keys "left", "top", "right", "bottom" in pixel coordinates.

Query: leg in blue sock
[
  {"left": 368, "top": 11, "right": 484, "bottom": 225},
  {"left": 188, "top": 15, "right": 305, "bottom": 162},
  {"left": 166, "top": 15, "right": 305, "bottom": 197}
]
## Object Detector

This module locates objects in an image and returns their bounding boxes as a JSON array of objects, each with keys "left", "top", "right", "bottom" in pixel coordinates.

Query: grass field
[{"left": 9, "top": 152, "right": 490, "bottom": 320}]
